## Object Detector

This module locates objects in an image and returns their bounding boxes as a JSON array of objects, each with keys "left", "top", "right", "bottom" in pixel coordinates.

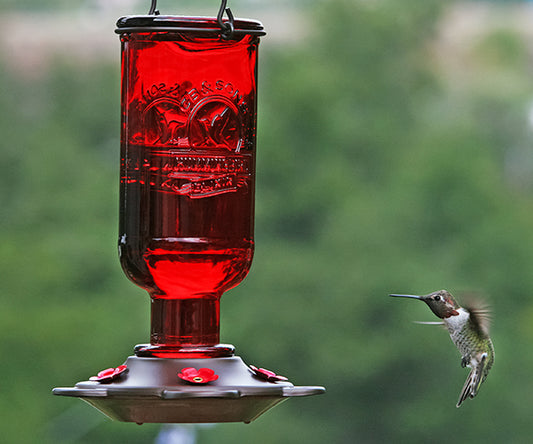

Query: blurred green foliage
[{"left": 2, "top": 0, "right": 533, "bottom": 442}]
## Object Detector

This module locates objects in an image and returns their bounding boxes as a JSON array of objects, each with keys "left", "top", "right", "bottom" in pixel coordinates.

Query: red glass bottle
[{"left": 116, "top": 16, "right": 264, "bottom": 358}]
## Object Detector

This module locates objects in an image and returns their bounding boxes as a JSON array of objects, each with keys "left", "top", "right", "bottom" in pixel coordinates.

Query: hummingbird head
[{"left": 390, "top": 289, "right": 460, "bottom": 319}]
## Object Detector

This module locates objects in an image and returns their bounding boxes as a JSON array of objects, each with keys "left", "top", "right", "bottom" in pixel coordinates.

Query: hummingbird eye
[{"left": 434, "top": 295, "right": 441, "bottom": 301}]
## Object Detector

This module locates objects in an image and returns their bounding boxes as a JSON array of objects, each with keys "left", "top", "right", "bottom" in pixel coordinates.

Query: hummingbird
[{"left": 390, "top": 289, "right": 494, "bottom": 407}]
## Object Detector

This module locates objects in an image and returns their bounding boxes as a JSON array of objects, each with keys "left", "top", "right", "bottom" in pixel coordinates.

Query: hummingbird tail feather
[
  {"left": 457, "top": 370, "right": 474, "bottom": 407},
  {"left": 456, "top": 353, "right": 488, "bottom": 408}
]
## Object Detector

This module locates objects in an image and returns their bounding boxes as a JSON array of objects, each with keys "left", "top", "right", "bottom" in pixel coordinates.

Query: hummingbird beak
[{"left": 389, "top": 294, "right": 422, "bottom": 300}]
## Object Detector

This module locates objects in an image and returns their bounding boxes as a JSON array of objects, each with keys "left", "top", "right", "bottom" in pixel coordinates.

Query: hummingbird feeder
[{"left": 53, "top": 0, "right": 325, "bottom": 424}]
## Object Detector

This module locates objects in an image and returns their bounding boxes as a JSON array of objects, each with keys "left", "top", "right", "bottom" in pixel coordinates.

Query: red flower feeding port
[
  {"left": 90, "top": 365, "right": 129, "bottom": 383},
  {"left": 249, "top": 366, "right": 289, "bottom": 383},
  {"left": 178, "top": 368, "right": 219, "bottom": 384},
  {"left": 53, "top": 0, "right": 324, "bottom": 424}
]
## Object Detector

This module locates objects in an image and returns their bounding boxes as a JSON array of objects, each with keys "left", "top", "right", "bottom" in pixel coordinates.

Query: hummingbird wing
[
  {"left": 456, "top": 353, "right": 488, "bottom": 407},
  {"left": 464, "top": 300, "right": 491, "bottom": 339}
]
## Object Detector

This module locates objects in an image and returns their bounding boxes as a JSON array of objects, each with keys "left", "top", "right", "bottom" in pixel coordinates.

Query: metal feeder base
[{"left": 53, "top": 356, "right": 325, "bottom": 424}]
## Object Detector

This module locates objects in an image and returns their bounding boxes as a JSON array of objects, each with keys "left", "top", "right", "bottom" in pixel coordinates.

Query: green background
[{"left": 2, "top": 0, "right": 533, "bottom": 442}]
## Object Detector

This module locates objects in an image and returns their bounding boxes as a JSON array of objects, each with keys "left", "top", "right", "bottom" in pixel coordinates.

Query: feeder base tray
[{"left": 53, "top": 355, "right": 325, "bottom": 424}]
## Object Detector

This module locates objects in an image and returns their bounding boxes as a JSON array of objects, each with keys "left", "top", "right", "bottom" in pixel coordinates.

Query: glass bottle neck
[{"left": 134, "top": 296, "right": 234, "bottom": 358}]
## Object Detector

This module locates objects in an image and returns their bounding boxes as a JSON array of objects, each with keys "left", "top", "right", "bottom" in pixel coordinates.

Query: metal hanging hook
[
  {"left": 149, "top": 0, "right": 159, "bottom": 15},
  {"left": 217, "top": 0, "right": 235, "bottom": 39},
  {"left": 148, "top": 1, "right": 234, "bottom": 38}
]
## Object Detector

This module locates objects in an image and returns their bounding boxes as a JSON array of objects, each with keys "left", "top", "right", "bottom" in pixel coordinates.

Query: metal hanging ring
[{"left": 217, "top": 0, "right": 235, "bottom": 39}]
